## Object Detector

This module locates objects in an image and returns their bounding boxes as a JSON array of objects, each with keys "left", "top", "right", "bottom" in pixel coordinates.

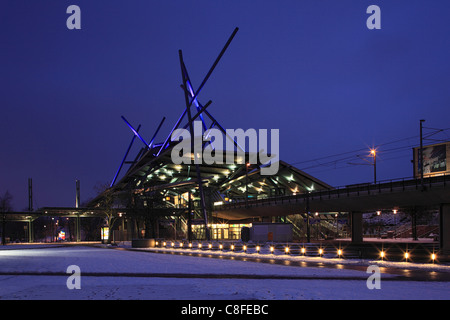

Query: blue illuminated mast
[{"left": 111, "top": 116, "right": 166, "bottom": 187}]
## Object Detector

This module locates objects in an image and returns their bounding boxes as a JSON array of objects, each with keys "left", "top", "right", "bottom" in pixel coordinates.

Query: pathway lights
[{"left": 318, "top": 248, "right": 324, "bottom": 257}]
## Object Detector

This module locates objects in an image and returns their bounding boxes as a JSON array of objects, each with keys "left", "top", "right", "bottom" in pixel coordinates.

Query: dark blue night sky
[{"left": 1, "top": 1, "right": 450, "bottom": 210}]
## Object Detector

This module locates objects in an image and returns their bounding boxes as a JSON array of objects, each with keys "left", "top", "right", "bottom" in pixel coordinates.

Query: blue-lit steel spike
[
  {"left": 156, "top": 61, "right": 206, "bottom": 157},
  {"left": 148, "top": 116, "right": 166, "bottom": 149},
  {"left": 186, "top": 79, "right": 207, "bottom": 132},
  {"left": 111, "top": 124, "right": 141, "bottom": 187},
  {"left": 159, "top": 99, "right": 213, "bottom": 152},
  {"left": 203, "top": 120, "right": 217, "bottom": 149},
  {"left": 121, "top": 116, "right": 150, "bottom": 148},
  {"left": 156, "top": 83, "right": 213, "bottom": 156},
  {"left": 203, "top": 108, "right": 245, "bottom": 152},
  {"left": 157, "top": 27, "right": 239, "bottom": 157},
  {"left": 181, "top": 61, "right": 245, "bottom": 152},
  {"left": 157, "top": 109, "right": 187, "bottom": 157}
]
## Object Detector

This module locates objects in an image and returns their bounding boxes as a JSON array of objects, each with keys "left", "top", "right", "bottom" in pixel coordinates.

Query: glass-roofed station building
[
  {"left": 89, "top": 143, "right": 332, "bottom": 241},
  {"left": 88, "top": 28, "right": 333, "bottom": 242}
]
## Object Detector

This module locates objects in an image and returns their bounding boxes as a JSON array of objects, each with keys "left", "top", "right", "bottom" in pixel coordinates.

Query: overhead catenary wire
[{"left": 292, "top": 127, "right": 450, "bottom": 173}]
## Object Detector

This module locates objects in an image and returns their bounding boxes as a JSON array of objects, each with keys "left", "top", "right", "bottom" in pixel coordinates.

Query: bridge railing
[{"left": 216, "top": 173, "right": 449, "bottom": 210}]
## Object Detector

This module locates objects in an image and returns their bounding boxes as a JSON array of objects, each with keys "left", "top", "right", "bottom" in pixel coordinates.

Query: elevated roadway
[{"left": 215, "top": 175, "right": 450, "bottom": 255}]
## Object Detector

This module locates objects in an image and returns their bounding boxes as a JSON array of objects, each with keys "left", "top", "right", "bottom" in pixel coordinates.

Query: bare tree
[{"left": 93, "top": 183, "right": 118, "bottom": 243}]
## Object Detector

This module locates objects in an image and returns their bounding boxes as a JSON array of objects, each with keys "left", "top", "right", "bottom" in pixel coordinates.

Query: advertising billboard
[{"left": 413, "top": 142, "right": 450, "bottom": 178}]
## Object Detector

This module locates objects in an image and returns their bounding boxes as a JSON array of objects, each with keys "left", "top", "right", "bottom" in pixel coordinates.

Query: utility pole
[
  {"left": 245, "top": 162, "right": 250, "bottom": 208},
  {"left": 28, "top": 178, "right": 33, "bottom": 212},
  {"left": 420, "top": 119, "right": 425, "bottom": 189},
  {"left": 75, "top": 179, "right": 81, "bottom": 208}
]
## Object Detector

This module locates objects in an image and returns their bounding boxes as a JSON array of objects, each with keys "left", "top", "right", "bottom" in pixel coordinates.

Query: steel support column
[
  {"left": 351, "top": 211, "right": 363, "bottom": 243},
  {"left": 440, "top": 204, "right": 450, "bottom": 256},
  {"left": 28, "top": 219, "right": 33, "bottom": 243},
  {"left": 76, "top": 213, "right": 80, "bottom": 242}
]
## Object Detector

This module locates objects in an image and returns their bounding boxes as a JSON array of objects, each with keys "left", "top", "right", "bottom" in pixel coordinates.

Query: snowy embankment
[
  {"left": 116, "top": 241, "right": 450, "bottom": 274},
  {"left": 0, "top": 244, "right": 449, "bottom": 300}
]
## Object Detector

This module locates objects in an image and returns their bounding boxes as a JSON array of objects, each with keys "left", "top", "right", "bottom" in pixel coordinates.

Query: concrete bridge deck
[{"left": 214, "top": 175, "right": 450, "bottom": 256}]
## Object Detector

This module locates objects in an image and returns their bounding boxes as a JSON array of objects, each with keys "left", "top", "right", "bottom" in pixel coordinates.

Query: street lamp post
[{"left": 370, "top": 149, "right": 377, "bottom": 184}]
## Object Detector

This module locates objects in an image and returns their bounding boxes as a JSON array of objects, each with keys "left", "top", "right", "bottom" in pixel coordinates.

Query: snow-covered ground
[{"left": 0, "top": 244, "right": 448, "bottom": 300}]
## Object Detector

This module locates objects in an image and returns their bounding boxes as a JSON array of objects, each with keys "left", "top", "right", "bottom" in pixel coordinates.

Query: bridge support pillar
[
  {"left": 440, "top": 204, "right": 450, "bottom": 257},
  {"left": 351, "top": 211, "right": 363, "bottom": 243},
  {"left": 76, "top": 214, "right": 80, "bottom": 242}
]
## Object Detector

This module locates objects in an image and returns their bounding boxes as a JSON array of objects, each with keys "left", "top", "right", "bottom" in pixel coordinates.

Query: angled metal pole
[
  {"left": 148, "top": 117, "right": 166, "bottom": 149},
  {"left": 125, "top": 147, "right": 146, "bottom": 174},
  {"left": 186, "top": 79, "right": 208, "bottom": 132},
  {"left": 121, "top": 116, "right": 150, "bottom": 148},
  {"left": 159, "top": 27, "right": 239, "bottom": 158},
  {"left": 111, "top": 124, "right": 141, "bottom": 187},
  {"left": 181, "top": 62, "right": 245, "bottom": 152},
  {"left": 203, "top": 108, "right": 245, "bottom": 152},
  {"left": 157, "top": 110, "right": 187, "bottom": 156},
  {"left": 179, "top": 49, "right": 211, "bottom": 241},
  {"left": 157, "top": 100, "right": 212, "bottom": 156},
  {"left": 187, "top": 27, "right": 239, "bottom": 109},
  {"left": 182, "top": 99, "right": 213, "bottom": 129}
]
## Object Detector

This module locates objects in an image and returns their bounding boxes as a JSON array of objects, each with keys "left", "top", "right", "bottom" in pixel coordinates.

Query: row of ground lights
[
  {"left": 379, "top": 250, "right": 438, "bottom": 263},
  {"left": 155, "top": 241, "right": 439, "bottom": 263}
]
